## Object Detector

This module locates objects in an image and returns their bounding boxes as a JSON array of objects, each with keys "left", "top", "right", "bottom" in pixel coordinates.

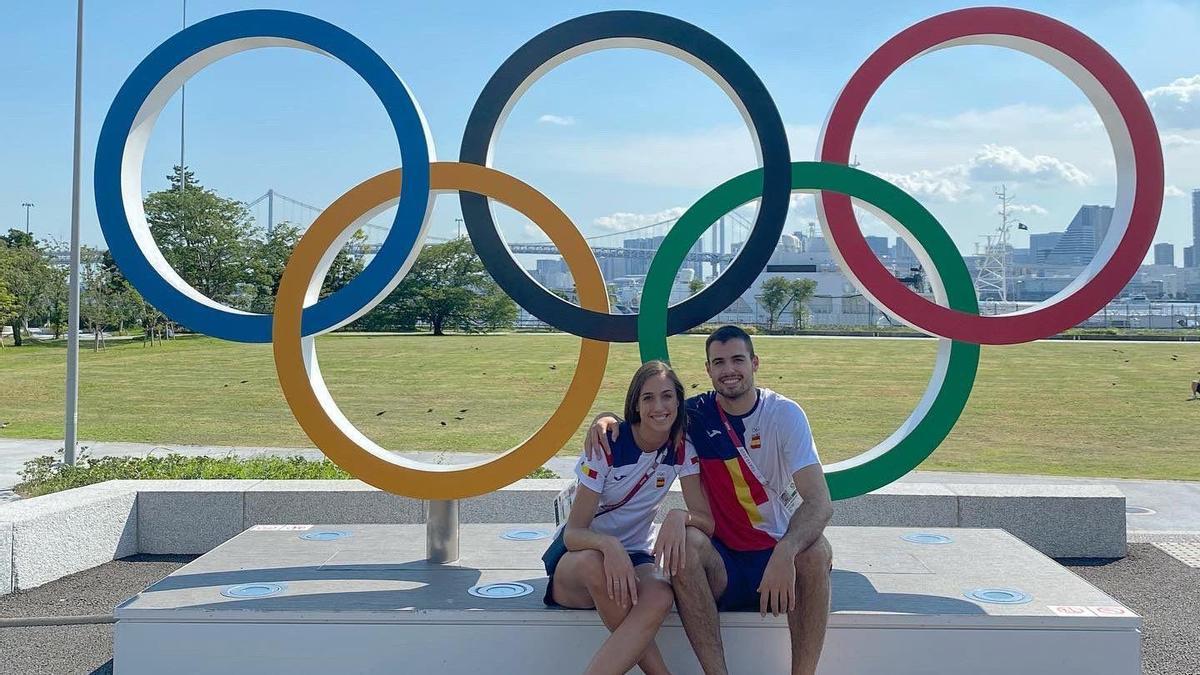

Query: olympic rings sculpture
[{"left": 96, "top": 8, "right": 1161, "bottom": 500}]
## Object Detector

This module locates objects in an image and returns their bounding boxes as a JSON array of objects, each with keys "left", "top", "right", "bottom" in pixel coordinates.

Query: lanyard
[
  {"left": 715, "top": 397, "right": 771, "bottom": 489},
  {"left": 597, "top": 446, "right": 667, "bottom": 517}
]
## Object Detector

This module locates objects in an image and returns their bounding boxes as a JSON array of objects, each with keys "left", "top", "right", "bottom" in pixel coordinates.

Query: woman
[{"left": 543, "top": 360, "right": 706, "bottom": 675}]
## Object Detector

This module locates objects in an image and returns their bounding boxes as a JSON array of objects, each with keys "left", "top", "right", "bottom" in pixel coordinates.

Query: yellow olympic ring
[{"left": 272, "top": 162, "right": 610, "bottom": 499}]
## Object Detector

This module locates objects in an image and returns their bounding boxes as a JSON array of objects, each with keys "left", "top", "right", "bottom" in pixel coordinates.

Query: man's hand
[
  {"left": 602, "top": 540, "right": 638, "bottom": 608},
  {"left": 583, "top": 413, "right": 621, "bottom": 462},
  {"left": 757, "top": 543, "right": 798, "bottom": 617},
  {"left": 653, "top": 510, "right": 689, "bottom": 577}
]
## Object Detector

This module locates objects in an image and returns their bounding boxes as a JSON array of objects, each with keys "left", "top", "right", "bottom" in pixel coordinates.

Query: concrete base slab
[
  {"left": 0, "top": 521, "right": 11, "bottom": 595},
  {"left": 114, "top": 525, "right": 1140, "bottom": 675}
]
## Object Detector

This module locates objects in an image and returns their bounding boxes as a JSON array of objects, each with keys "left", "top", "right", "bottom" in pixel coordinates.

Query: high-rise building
[
  {"left": 1029, "top": 232, "right": 1064, "bottom": 263},
  {"left": 1154, "top": 242, "right": 1175, "bottom": 267},
  {"left": 1193, "top": 189, "right": 1200, "bottom": 259},
  {"left": 1186, "top": 245, "right": 1196, "bottom": 269},
  {"left": 1044, "top": 205, "right": 1114, "bottom": 266},
  {"left": 864, "top": 235, "right": 889, "bottom": 258},
  {"left": 894, "top": 237, "right": 917, "bottom": 264}
]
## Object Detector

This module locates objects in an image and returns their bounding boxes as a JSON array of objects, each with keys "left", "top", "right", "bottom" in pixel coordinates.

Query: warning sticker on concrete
[
  {"left": 1087, "top": 605, "right": 1136, "bottom": 617},
  {"left": 1048, "top": 605, "right": 1096, "bottom": 617}
]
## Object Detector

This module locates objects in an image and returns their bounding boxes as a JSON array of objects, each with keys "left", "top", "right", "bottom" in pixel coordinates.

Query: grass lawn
[{"left": 1, "top": 333, "right": 1197, "bottom": 480}]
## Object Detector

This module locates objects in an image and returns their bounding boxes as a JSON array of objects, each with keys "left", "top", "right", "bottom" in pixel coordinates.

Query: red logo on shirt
[
  {"left": 750, "top": 433, "right": 762, "bottom": 449},
  {"left": 656, "top": 475, "right": 666, "bottom": 488}
]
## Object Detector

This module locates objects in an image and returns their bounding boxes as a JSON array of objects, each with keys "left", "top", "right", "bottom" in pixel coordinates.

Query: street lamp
[{"left": 21, "top": 202, "right": 34, "bottom": 233}]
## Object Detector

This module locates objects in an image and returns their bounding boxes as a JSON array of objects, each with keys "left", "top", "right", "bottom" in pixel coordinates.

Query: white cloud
[
  {"left": 1003, "top": 203, "right": 1049, "bottom": 215},
  {"left": 1165, "top": 185, "right": 1187, "bottom": 198},
  {"left": 878, "top": 168, "right": 972, "bottom": 202},
  {"left": 592, "top": 207, "right": 685, "bottom": 232},
  {"left": 1163, "top": 133, "right": 1200, "bottom": 147},
  {"left": 1145, "top": 75, "right": 1200, "bottom": 129},
  {"left": 966, "top": 144, "right": 1092, "bottom": 186},
  {"left": 537, "top": 114, "right": 577, "bottom": 126}
]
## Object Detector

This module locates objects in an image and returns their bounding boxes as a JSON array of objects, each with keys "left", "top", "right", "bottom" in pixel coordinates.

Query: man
[{"left": 585, "top": 325, "right": 833, "bottom": 675}]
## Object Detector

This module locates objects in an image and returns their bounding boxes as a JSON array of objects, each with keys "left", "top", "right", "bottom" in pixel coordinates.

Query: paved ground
[
  {"left": 0, "top": 554, "right": 193, "bottom": 675},
  {"left": 0, "top": 545, "right": 1193, "bottom": 674},
  {"left": 4, "top": 438, "right": 1199, "bottom": 532}
]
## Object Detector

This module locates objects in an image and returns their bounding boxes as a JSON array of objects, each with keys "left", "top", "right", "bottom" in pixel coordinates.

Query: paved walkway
[{"left": 3, "top": 438, "right": 1197, "bottom": 533}]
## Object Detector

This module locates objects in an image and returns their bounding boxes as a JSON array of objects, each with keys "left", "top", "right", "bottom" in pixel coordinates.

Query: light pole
[
  {"left": 21, "top": 202, "right": 34, "bottom": 233},
  {"left": 64, "top": 0, "right": 84, "bottom": 466}
]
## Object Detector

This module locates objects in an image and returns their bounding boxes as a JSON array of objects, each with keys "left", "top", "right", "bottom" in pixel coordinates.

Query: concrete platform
[{"left": 113, "top": 525, "right": 1140, "bottom": 675}]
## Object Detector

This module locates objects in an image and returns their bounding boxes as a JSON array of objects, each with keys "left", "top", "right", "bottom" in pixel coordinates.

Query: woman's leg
[{"left": 583, "top": 564, "right": 675, "bottom": 675}]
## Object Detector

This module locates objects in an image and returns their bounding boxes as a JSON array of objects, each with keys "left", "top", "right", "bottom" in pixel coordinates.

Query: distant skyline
[{"left": 4, "top": 1, "right": 1200, "bottom": 264}]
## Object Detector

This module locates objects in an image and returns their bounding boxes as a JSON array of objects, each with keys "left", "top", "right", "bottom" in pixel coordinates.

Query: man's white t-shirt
[{"left": 680, "top": 388, "right": 820, "bottom": 550}]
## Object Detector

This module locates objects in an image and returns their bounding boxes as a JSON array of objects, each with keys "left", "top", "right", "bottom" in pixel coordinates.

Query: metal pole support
[{"left": 426, "top": 499, "right": 460, "bottom": 564}]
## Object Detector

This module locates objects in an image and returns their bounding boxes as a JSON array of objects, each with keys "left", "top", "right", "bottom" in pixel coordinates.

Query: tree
[
  {"left": 0, "top": 237, "right": 62, "bottom": 346},
  {"left": 759, "top": 276, "right": 790, "bottom": 331},
  {"left": 356, "top": 238, "right": 516, "bottom": 335},
  {"left": 80, "top": 258, "right": 119, "bottom": 351},
  {"left": 0, "top": 255, "right": 16, "bottom": 348},
  {"left": 787, "top": 278, "right": 817, "bottom": 330},
  {"left": 246, "top": 221, "right": 366, "bottom": 313},
  {"left": 142, "top": 166, "right": 255, "bottom": 308},
  {"left": 758, "top": 276, "right": 818, "bottom": 331},
  {"left": 688, "top": 278, "right": 705, "bottom": 296}
]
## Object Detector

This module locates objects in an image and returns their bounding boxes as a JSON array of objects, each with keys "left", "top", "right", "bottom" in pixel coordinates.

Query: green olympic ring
[{"left": 638, "top": 161, "right": 980, "bottom": 500}]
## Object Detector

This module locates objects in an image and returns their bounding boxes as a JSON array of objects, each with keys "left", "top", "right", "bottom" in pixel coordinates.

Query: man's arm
[
  {"left": 756, "top": 464, "right": 832, "bottom": 617},
  {"left": 776, "top": 464, "right": 834, "bottom": 556},
  {"left": 582, "top": 412, "right": 622, "bottom": 461}
]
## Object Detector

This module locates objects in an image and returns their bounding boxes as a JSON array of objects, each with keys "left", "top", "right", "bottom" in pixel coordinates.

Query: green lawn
[{"left": 1, "top": 333, "right": 1197, "bottom": 480}]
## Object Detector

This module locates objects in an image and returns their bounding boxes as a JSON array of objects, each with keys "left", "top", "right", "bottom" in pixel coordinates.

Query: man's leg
[
  {"left": 671, "top": 526, "right": 730, "bottom": 675},
  {"left": 787, "top": 535, "right": 832, "bottom": 675},
  {"left": 552, "top": 551, "right": 670, "bottom": 675}
]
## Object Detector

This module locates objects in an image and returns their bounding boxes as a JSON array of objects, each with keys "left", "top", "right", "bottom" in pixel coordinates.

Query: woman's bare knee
[{"left": 638, "top": 577, "right": 675, "bottom": 616}]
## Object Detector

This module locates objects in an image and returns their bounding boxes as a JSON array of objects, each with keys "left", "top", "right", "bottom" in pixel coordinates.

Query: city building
[
  {"left": 1193, "top": 189, "right": 1200, "bottom": 262},
  {"left": 1154, "top": 242, "right": 1175, "bottom": 267},
  {"left": 1043, "top": 205, "right": 1113, "bottom": 266},
  {"left": 864, "top": 235, "right": 889, "bottom": 259},
  {"left": 1029, "top": 231, "right": 1064, "bottom": 263}
]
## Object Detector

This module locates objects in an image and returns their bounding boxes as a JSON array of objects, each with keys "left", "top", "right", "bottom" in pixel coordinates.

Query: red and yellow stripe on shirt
[
  {"left": 700, "top": 455, "right": 776, "bottom": 551},
  {"left": 582, "top": 463, "right": 599, "bottom": 480}
]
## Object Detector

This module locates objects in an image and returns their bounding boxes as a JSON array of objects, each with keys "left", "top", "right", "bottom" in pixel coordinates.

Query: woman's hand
[
  {"left": 602, "top": 540, "right": 639, "bottom": 608},
  {"left": 654, "top": 510, "right": 689, "bottom": 577}
]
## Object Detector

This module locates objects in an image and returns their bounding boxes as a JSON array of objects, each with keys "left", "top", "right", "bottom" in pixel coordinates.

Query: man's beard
[{"left": 716, "top": 376, "right": 753, "bottom": 400}]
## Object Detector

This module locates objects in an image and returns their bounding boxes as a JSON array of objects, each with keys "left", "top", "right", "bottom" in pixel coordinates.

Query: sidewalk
[{"left": 3, "top": 437, "right": 1197, "bottom": 533}]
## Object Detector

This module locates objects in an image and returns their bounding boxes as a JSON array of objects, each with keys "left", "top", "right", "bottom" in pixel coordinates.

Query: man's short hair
[{"left": 705, "top": 325, "right": 755, "bottom": 360}]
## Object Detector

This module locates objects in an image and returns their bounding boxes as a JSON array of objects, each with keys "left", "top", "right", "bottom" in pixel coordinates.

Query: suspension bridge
[{"left": 243, "top": 189, "right": 757, "bottom": 275}]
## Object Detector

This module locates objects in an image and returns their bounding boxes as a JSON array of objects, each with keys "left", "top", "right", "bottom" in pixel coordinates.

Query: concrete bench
[
  {"left": 112, "top": 523, "right": 1141, "bottom": 675},
  {"left": 0, "top": 479, "right": 1126, "bottom": 595}
]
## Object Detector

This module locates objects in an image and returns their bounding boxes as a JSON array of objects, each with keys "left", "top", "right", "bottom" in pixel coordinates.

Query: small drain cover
[
  {"left": 965, "top": 588, "right": 1031, "bottom": 605},
  {"left": 1125, "top": 506, "right": 1156, "bottom": 516},
  {"left": 501, "top": 529, "right": 551, "bottom": 541},
  {"left": 901, "top": 533, "right": 953, "bottom": 545},
  {"left": 468, "top": 582, "right": 535, "bottom": 599},
  {"left": 222, "top": 582, "right": 286, "bottom": 599},
  {"left": 300, "top": 530, "right": 351, "bottom": 541}
]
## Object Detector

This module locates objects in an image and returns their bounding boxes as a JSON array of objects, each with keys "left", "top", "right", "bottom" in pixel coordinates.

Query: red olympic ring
[{"left": 817, "top": 7, "right": 1163, "bottom": 345}]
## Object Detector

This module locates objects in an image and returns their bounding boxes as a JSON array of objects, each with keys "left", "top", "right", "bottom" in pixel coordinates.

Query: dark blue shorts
[
  {"left": 543, "top": 550, "right": 656, "bottom": 607},
  {"left": 712, "top": 537, "right": 775, "bottom": 612}
]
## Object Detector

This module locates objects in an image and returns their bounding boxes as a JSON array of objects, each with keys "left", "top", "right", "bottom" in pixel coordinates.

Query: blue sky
[{"left": 3, "top": 0, "right": 1199, "bottom": 264}]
